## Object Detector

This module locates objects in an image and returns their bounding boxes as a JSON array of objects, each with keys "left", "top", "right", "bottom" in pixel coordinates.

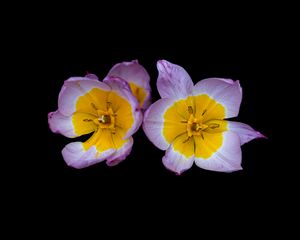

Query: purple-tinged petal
[
  {"left": 58, "top": 78, "right": 111, "bottom": 116},
  {"left": 193, "top": 78, "right": 242, "bottom": 118},
  {"left": 157, "top": 60, "right": 194, "bottom": 99},
  {"left": 143, "top": 98, "right": 178, "bottom": 150},
  {"left": 85, "top": 73, "right": 99, "bottom": 80},
  {"left": 162, "top": 134, "right": 195, "bottom": 175},
  {"left": 48, "top": 111, "right": 97, "bottom": 138},
  {"left": 62, "top": 142, "right": 115, "bottom": 169},
  {"left": 48, "top": 111, "right": 77, "bottom": 138},
  {"left": 228, "top": 121, "right": 267, "bottom": 145},
  {"left": 194, "top": 131, "right": 242, "bottom": 172},
  {"left": 106, "top": 137, "right": 134, "bottom": 166},
  {"left": 107, "top": 60, "right": 151, "bottom": 110}
]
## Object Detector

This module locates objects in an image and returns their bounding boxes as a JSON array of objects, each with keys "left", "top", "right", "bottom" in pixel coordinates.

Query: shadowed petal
[{"left": 107, "top": 60, "right": 151, "bottom": 110}]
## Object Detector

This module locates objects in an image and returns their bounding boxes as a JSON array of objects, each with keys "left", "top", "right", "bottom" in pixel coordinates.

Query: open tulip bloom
[
  {"left": 143, "top": 60, "right": 266, "bottom": 174},
  {"left": 48, "top": 60, "right": 150, "bottom": 168}
]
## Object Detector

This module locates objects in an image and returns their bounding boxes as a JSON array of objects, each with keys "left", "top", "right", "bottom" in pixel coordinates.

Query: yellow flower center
[
  {"left": 92, "top": 103, "right": 117, "bottom": 133},
  {"left": 186, "top": 106, "right": 208, "bottom": 137},
  {"left": 72, "top": 88, "right": 135, "bottom": 152},
  {"left": 163, "top": 95, "right": 228, "bottom": 159}
]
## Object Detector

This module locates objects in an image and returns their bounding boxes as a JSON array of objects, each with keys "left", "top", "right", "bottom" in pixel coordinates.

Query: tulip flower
[
  {"left": 48, "top": 61, "right": 150, "bottom": 168},
  {"left": 143, "top": 60, "right": 265, "bottom": 174}
]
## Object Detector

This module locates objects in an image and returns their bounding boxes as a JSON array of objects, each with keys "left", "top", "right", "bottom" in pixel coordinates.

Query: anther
[
  {"left": 209, "top": 123, "right": 219, "bottom": 129},
  {"left": 91, "top": 103, "right": 98, "bottom": 110}
]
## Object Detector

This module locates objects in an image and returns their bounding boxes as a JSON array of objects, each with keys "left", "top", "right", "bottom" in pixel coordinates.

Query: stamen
[
  {"left": 188, "top": 106, "right": 193, "bottom": 114},
  {"left": 91, "top": 103, "right": 98, "bottom": 110},
  {"left": 209, "top": 123, "right": 219, "bottom": 129},
  {"left": 106, "top": 101, "right": 112, "bottom": 109},
  {"left": 201, "top": 132, "right": 204, "bottom": 140},
  {"left": 98, "top": 115, "right": 111, "bottom": 124}
]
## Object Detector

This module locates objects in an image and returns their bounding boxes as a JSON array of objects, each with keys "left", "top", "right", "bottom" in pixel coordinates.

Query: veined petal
[
  {"left": 157, "top": 60, "right": 194, "bottom": 99},
  {"left": 107, "top": 60, "right": 151, "bottom": 110},
  {"left": 228, "top": 121, "right": 266, "bottom": 145},
  {"left": 58, "top": 78, "right": 111, "bottom": 116},
  {"left": 162, "top": 133, "right": 195, "bottom": 175},
  {"left": 62, "top": 142, "right": 115, "bottom": 169},
  {"left": 193, "top": 78, "right": 242, "bottom": 118},
  {"left": 194, "top": 131, "right": 242, "bottom": 172},
  {"left": 143, "top": 98, "right": 186, "bottom": 150},
  {"left": 104, "top": 76, "right": 142, "bottom": 139},
  {"left": 48, "top": 111, "right": 97, "bottom": 138},
  {"left": 106, "top": 137, "right": 134, "bottom": 166}
]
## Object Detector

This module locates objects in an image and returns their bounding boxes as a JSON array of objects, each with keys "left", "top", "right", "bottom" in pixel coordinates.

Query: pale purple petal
[
  {"left": 228, "top": 121, "right": 266, "bottom": 145},
  {"left": 48, "top": 111, "right": 77, "bottom": 138},
  {"left": 157, "top": 60, "right": 194, "bottom": 99},
  {"left": 193, "top": 78, "right": 242, "bottom": 118},
  {"left": 194, "top": 131, "right": 242, "bottom": 172},
  {"left": 107, "top": 60, "right": 151, "bottom": 109},
  {"left": 143, "top": 98, "right": 176, "bottom": 150},
  {"left": 106, "top": 137, "right": 134, "bottom": 166},
  {"left": 162, "top": 143, "right": 194, "bottom": 175},
  {"left": 58, "top": 78, "right": 111, "bottom": 116},
  {"left": 62, "top": 142, "right": 115, "bottom": 169}
]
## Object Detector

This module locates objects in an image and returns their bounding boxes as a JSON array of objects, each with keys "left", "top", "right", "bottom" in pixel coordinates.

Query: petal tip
[{"left": 258, "top": 132, "right": 268, "bottom": 139}]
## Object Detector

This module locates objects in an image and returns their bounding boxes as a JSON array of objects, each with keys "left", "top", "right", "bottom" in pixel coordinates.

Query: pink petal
[
  {"left": 194, "top": 131, "right": 242, "bottom": 172},
  {"left": 193, "top": 78, "right": 242, "bottom": 118},
  {"left": 58, "top": 78, "right": 111, "bottom": 116},
  {"left": 157, "top": 60, "right": 194, "bottom": 99},
  {"left": 106, "top": 137, "right": 134, "bottom": 166},
  {"left": 143, "top": 98, "right": 176, "bottom": 150},
  {"left": 228, "top": 121, "right": 266, "bottom": 145},
  {"left": 62, "top": 142, "right": 115, "bottom": 169},
  {"left": 107, "top": 60, "right": 151, "bottom": 110},
  {"left": 103, "top": 76, "right": 142, "bottom": 139}
]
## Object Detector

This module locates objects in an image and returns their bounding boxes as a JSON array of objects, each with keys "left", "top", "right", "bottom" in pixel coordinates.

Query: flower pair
[{"left": 49, "top": 60, "right": 265, "bottom": 173}]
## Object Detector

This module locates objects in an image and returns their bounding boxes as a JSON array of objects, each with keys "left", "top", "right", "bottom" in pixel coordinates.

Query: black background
[
  {"left": 39, "top": 3, "right": 284, "bottom": 204},
  {"left": 7, "top": 2, "right": 294, "bottom": 235}
]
